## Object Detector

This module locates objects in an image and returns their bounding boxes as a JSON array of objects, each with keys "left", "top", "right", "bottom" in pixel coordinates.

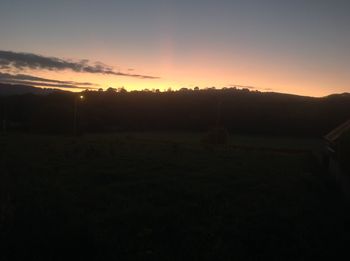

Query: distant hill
[
  {"left": 0, "top": 83, "right": 68, "bottom": 96},
  {"left": 1, "top": 87, "right": 350, "bottom": 137}
]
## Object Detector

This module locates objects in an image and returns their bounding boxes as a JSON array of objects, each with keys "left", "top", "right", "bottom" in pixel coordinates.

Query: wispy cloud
[
  {"left": 228, "top": 84, "right": 275, "bottom": 92},
  {"left": 0, "top": 72, "right": 98, "bottom": 89},
  {"left": 0, "top": 50, "right": 160, "bottom": 79},
  {"left": 228, "top": 84, "right": 257, "bottom": 90}
]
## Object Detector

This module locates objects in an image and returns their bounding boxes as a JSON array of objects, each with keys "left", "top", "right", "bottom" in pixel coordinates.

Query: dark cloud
[
  {"left": 0, "top": 50, "right": 160, "bottom": 79},
  {"left": 0, "top": 80, "right": 95, "bottom": 89},
  {"left": 0, "top": 72, "right": 96, "bottom": 86},
  {"left": 0, "top": 72, "right": 98, "bottom": 89}
]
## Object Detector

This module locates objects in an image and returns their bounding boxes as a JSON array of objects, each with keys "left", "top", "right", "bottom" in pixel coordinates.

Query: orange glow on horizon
[{"left": 23, "top": 53, "right": 348, "bottom": 98}]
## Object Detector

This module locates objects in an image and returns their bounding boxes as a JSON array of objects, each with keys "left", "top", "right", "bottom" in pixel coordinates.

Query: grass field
[{"left": 0, "top": 133, "right": 349, "bottom": 260}]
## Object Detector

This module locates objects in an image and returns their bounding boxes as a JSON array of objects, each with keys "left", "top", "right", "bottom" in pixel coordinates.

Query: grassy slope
[{"left": 0, "top": 133, "right": 349, "bottom": 260}]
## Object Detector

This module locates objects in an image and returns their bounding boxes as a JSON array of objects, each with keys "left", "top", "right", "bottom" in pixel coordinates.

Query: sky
[{"left": 0, "top": 0, "right": 350, "bottom": 96}]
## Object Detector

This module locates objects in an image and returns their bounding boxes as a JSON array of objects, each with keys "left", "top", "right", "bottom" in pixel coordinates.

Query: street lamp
[{"left": 73, "top": 94, "right": 84, "bottom": 135}]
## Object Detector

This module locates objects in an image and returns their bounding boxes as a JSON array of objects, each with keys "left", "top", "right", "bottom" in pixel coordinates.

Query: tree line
[{"left": 1, "top": 87, "right": 350, "bottom": 137}]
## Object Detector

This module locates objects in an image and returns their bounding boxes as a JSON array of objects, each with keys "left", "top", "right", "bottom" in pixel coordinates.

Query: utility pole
[
  {"left": 216, "top": 100, "right": 222, "bottom": 129},
  {"left": 2, "top": 98, "right": 7, "bottom": 134},
  {"left": 73, "top": 95, "right": 84, "bottom": 135}
]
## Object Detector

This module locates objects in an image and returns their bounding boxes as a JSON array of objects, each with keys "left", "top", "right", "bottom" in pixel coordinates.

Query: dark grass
[{"left": 0, "top": 133, "right": 349, "bottom": 260}]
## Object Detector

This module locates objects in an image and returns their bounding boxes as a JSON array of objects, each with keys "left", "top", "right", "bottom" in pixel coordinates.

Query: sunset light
[{"left": 1, "top": 1, "right": 349, "bottom": 97}]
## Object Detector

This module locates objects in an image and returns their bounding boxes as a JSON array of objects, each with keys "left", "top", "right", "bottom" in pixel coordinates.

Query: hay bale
[{"left": 201, "top": 127, "right": 229, "bottom": 145}]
